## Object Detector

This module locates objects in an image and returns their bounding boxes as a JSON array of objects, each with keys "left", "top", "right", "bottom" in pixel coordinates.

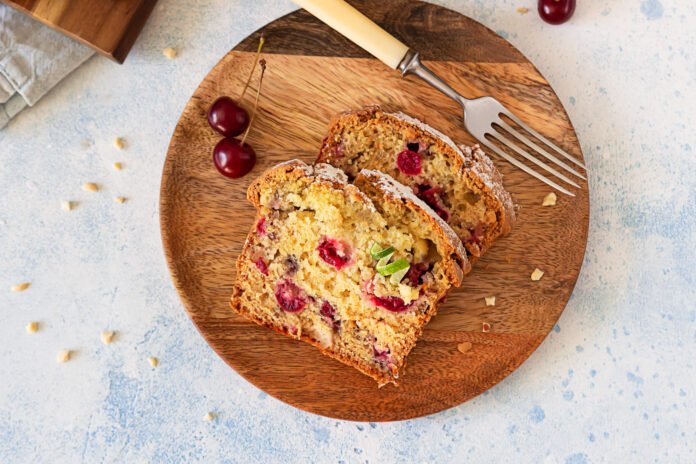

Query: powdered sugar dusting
[{"left": 359, "top": 169, "right": 467, "bottom": 262}]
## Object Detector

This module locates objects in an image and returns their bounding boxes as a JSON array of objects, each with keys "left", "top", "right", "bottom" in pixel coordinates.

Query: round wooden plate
[{"left": 160, "top": 0, "right": 589, "bottom": 421}]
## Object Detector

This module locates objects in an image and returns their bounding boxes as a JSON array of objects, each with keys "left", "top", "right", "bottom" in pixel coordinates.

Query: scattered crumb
[
  {"left": 100, "top": 331, "right": 116, "bottom": 345},
  {"left": 148, "top": 356, "right": 159, "bottom": 367},
  {"left": 57, "top": 350, "right": 72, "bottom": 363},
  {"left": 517, "top": 6, "right": 530, "bottom": 14},
  {"left": 82, "top": 182, "right": 99, "bottom": 192},
  {"left": 113, "top": 162, "right": 123, "bottom": 171},
  {"left": 457, "top": 342, "right": 472, "bottom": 353},
  {"left": 113, "top": 137, "right": 125, "bottom": 150},
  {"left": 531, "top": 268, "right": 545, "bottom": 281},
  {"left": 114, "top": 196, "right": 127, "bottom": 204},
  {"left": 542, "top": 192, "right": 557, "bottom": 206},
  {"left": 26, "top": 321, "right": 39, "bottom": 334},
  {"left": 485, "top": 296, "right": 496, "bottom": 306},
  {"left": 11, "top": 282, "right": 30, "bottom": 292},
  {"left": 163, "top": 47, "right": 177, "bottom": 59},
  {"left": 61, "top": 200, "right": 74, "bottom": 211},
  {"left": 204, "top": 412, "right": 216, "bottom": 421},
  {"left": 482, "top": 322, "right": 492, "bottom": 333}
]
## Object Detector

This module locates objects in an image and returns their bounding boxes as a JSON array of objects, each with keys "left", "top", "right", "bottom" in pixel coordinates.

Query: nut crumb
[
  {"left": 113, "top": 162, "right": 123, "bottom": 171},
  {"left": 457, "top": 342, "right": 472, "bottom": 353},
  {"left": 163, "top": 47, "right": 177, "bottom": 59},
  {"left": 113, "top": 137, "right": 125, "bottom": 150},
  {"left": 517, "top": 6, "right": 530, "bottom": 14},
  {"left": 57, "top": 350, "right": 71, "bottom": 363},
  {"left": 82, "top": 182, "right": 99, "bottom": 192},
  {"left": 100, "top": 331, "right": 116, "bottom": 344},
  {"left": 26, "top": 321, "right": 39, "bottom": 333},
  {"left": 542, "top": 192, "right": 557, "bottom": 206},
  {"left": 11, "top": 282, "right": 30, "bottom": 292},
  {"left": 531, "top": 268, "right": 545, "bottom": 281},
  {"left": 204, "top": 412, "right": 216, "bottom": 421},
  {"left": 485, "top": 296, "right": 496, "bottom": 306},
  {"left": 114, "top": 196, "right": 127, "bottom": 204},
  {"left": 148, "top": 356, "right": 159, "bottom": 367},
  {"left": 482, "top": 322, "right": 492, "bottom": 333},
  {"left": 61, "top": 200, "right": 74, "bottom": 211}
]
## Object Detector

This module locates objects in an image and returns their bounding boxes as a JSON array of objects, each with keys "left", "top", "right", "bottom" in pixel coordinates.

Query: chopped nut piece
[
  {"left": 113, "top": 137, "right": 125, "bottom": 150},
  {"left": 11, "top": 282, "right": 30, "bottom": 292},
  {"left": 542, "top": 192, "right": 557, "bottom": 206},
  {"left": 26, "top": 321, "right": 39, "bottom": 333},
  {"left": 114, "top": 196, "right": 127, "bottom": 204},
  {"left": 457, "top": 342, "right": 472, "bottom": 353},
  {"left": 482, "top": 322, "right": 492, "bottom": 333},
  {"left": 148, "top": 356, "right": 159, "bottom": 367},
  {"left": 517, "top": 6, "right": 530, "bottom": 14},
  {"left": 163, "top": 47, "right": 177, "bottom": 59},
  {"left": 61, "top": 200, "right": 74, "bottom": 211},
  {"left": 100, "top": 331, "right": 116, "bottom": 344},
  {"left": 57, "top": 350, "right": 71, "bottom": 363},
  {"left": 204, "top": 412, "right": 216, "bottom": 421},
  {"left": 531, "top": 268, "right": 545, "bottom": 281},
  {"left": 82, "top": 182, "right": 99, "bottom": 192},
  {"left": 485, "top": 296, "right": 496, "bottom": 306},
  {"left": 113, "top": 162, "right": 123, "bottom": 171}
]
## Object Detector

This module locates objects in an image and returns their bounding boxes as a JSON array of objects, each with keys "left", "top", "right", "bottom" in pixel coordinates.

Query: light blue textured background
[{"left": 1, "top": 0, "right": 695, "bottom": 462}]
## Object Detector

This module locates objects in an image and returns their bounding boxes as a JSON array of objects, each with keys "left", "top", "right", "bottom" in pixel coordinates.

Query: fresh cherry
[
  {"left": 538, "top": 0, "right": 576, "bottom": 25},
  {"left": 207, "top": 97, "right": 249, "bottom": 137},
  {"left": 213, "top": 138, "right": 256, "bottom": 178},
  {"left": 396, "top": 149, "right": 422, "bottom": 175}
]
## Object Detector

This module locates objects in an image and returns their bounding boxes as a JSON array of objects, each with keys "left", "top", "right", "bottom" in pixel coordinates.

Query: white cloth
[{"left": 0, "top": 4, "right": 94, "bottom": 129}]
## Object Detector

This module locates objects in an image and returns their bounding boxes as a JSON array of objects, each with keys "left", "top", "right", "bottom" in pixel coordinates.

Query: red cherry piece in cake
[
  {"left": 465, "top": 223, "right": 487, "bottom": 245},
  {"left": 320, "top": 301, "right": 341, "bottom": 330},
  {"left": 317, "top": 237, "right": 352, "bottom": 270},
  {"left": 274, "top": 279, "right": 306, "bottom": 313},
  {"left": 415, "top": 185, "right": 450, "bottom": 222},
  {"left": 254, "top": 257, "right": 268, "bottom": 275},
  {"left": 283, "top": 255, "right": 299, "bottom": 275},
  {"left": 373, "top": 345, "right": 391, "bottom": 362},
  {"left": 396, "top": 149, "right": 422, "bottom": 175},
  {"left": 405, "top": 262, "right": 429, "bottom": 286},
  {"left": 371, "top": 295, "right": 409, "bottom": 312},
  {"left": 256, "top": 217, "right": 267, "bottom": 236}
]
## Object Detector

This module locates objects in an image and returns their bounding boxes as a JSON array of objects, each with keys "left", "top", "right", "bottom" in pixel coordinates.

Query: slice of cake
[
  {"left": 317, "top": 107, "right": 516, "bottom": 259},
  {"left": 231, "top": 160, "right": 469, "bottom": 386}
]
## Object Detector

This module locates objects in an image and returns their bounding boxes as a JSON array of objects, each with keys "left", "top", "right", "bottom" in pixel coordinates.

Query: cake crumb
[
  {"left": 114, "top": 196, "right": 127, "bottom": 204},
  {"left": 26, "top": 321, "right": 39, "bottom": 334},
  {"left": 82, "top": 182, "right": 99, "bottom": 192},
  {"left": 482, "top": 322, "right": 492, "bottom": 333},
  {"left": 148, "top": 356, "right": 159, "bottom": 367},
  {"left": 11, "top": 282, "right": 30, "bottom": 292},
  {"left": 457, "top": 342, "right": 472, "bottom": 353},
  {"left": 113, "top": 137, "right": 125, "bottom": 150},
  {"left": 485, "top": 296, "right": 496, "bottom": 306},
  {"left": 542, "top": 192, "right": 557, "bottom": 206},
  {"left": 100, "top": 331, "right": 116, "bottom": 345},
  {"left": 61, "top": 200, "right": 74, "bottom": 211},
  {"left": 113, "top": 162, "right": 123, "bottom": 171},
  {"left": 163, "top": 47, "right": 177, "bottom": 59},
  {"left": 531, "top": 268, "right": 545, "bottom": 281},
  {"left": 517, "top": 6, "right": 530, "bottom": 14},
  {"left": 203, "top": 412, "right": 216, "bottom": 421},
  {"left": 57, "top": 350, "right": 72, "bottom": 363}
]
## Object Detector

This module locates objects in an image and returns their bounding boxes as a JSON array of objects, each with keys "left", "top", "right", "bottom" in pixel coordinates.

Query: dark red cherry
[
  {"left": 396, "top": 149, "right": 422, "bottom": 175},
  {"left": 538, "top": 0, "right": 576, "bottom": 25},
  {"left": 213, "top": 138, "right": 256, "bottom": 178},
  {"left": 207, "top": 97, "right": 249, "bottom": 137}
]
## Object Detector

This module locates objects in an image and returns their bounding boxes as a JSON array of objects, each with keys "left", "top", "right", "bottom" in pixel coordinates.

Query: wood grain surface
[
  {"left": 160, "top": 0, "right": 589, "bottom": 421},
  {"left": 1, "top": 0, "right": 157, "bottom": 63}
]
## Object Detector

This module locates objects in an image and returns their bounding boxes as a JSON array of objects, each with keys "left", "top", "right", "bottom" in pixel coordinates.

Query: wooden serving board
[
  {"left": 1, "top": 0, "right": 157, "bottom": 63},
  {"left": 160, "top": 0, "right": 589, "bottom": 421}
]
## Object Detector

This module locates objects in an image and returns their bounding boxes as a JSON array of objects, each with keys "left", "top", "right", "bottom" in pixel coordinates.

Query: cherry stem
[
  {"left": 241, "top": 59, "right": 266, "bottom": 146},
  {"left": 238, "top": 34, "right": 265, "bottom": 103}
]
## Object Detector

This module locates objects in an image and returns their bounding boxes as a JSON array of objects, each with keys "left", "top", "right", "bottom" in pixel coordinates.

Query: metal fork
[{"left": 294, "top": 0, "right": 586, "bottom": 196}]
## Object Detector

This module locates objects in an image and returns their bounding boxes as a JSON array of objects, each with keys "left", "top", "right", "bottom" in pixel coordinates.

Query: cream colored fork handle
[{"left": 293, "top": 0, "right": 410, "bottom": 69}]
